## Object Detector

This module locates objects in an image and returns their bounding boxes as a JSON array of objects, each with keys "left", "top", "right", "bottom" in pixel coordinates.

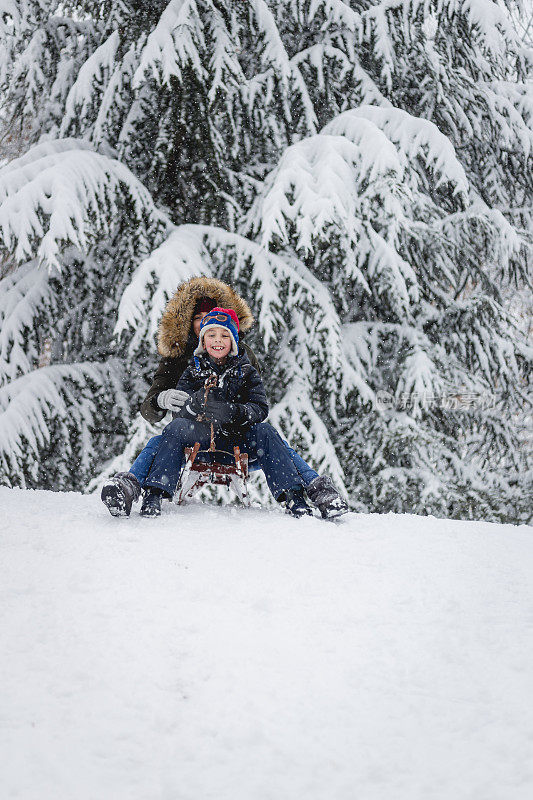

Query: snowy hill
[{"left": 1, "top": 487, "right": 532, "bottom": 800}]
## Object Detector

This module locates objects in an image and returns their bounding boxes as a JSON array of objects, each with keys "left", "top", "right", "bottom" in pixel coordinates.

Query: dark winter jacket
[
  {"left": 176, "top": 350, "right": 268, "bottom": 434},
  {"left": 140, "top": 276, "right": 258, "bottom": 424}
]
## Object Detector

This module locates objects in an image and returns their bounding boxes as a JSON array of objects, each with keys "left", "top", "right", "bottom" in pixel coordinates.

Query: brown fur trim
[{"left": 157, "top": 276, "right": 254, "bottom": 358}]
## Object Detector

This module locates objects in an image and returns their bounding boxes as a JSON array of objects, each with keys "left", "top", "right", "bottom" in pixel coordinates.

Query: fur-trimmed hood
[{"left": 157, "top": 276, "right": 254, "bottom": 358}]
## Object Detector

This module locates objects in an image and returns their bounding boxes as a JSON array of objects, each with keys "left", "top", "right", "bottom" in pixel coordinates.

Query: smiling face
[{"left": 203, "top": 326, "right": 232, "bottom": 361}]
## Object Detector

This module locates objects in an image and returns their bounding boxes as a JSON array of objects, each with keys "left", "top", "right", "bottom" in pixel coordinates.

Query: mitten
[{"left": 157, "top": 389, "right": 190, "bottom": 412}]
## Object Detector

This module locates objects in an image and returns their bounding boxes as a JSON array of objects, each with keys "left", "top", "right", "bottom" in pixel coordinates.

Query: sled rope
[{"left": 203, "top": 374, "right": 218, "bottom": 452}]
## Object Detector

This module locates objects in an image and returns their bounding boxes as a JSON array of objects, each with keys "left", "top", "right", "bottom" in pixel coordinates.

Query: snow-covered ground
[{"left": 1, "top": 487, "right": 532, "bottom": 800}]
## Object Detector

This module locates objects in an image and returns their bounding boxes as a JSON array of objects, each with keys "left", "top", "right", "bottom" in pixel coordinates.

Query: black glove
[
  {"left": 181, "top": 389, "right": 206, "bottom": 419},
  {"left": 203, "top": 396, "right": 238, "bottom": 426}
]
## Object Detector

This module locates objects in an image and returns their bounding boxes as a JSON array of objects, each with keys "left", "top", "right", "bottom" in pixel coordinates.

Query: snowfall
[{"left": 1, "top": 487, "right": 532, "bottom": 800}]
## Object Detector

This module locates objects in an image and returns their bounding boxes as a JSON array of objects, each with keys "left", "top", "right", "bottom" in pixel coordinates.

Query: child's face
[{"left": 204, "top": 326, "right": 232, "bottom": 360}]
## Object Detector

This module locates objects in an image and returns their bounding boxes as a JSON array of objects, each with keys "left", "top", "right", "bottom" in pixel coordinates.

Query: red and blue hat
[{"left": 194, "top": 307, "right": 240, "bottom": 356}]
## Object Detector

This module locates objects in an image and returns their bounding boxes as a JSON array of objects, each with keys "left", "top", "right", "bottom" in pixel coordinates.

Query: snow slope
[{"left": 1, "top": 487, "right": 532, "bottom": 800}]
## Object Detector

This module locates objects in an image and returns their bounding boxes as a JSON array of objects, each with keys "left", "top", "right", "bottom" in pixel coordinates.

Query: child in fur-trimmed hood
[{"left": 139, "top": 277, "right": 258, "bottom": 424}]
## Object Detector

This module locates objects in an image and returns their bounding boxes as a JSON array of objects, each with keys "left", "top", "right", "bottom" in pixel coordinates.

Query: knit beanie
[
  {"left": 194, "top": 297, "right": 216, "bottom": 315},
  {"left": 194, "top": 307, "right": 239, "bottom": 356}
]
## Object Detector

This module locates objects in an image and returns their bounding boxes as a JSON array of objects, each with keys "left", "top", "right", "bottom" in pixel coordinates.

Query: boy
[{"left": 138, "top": 308, "right": 316, "bottom": 518}]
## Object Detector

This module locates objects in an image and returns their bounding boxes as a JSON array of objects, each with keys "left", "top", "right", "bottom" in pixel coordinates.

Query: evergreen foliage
[{"left": 1, "top": 0, "right": 531, "bottom": 521}]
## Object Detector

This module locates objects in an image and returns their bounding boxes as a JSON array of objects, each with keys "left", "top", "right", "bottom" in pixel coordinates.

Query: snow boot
[
  {"left": 101, "top": 471, "right": 141, "bottom": 517},
  {"left": 284, "top": 487, "right": 313, "bottom": 518},
  {"left": 140, "top": 488, "right": 163, "bottom": 518},
  {"left": 306, "top": 475, "right": 349, "bottom": 519}
]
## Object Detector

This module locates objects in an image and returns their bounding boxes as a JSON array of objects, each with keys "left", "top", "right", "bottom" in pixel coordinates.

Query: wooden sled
[{"left": 174, "top": 441, "right": 250, "bottom": 506}]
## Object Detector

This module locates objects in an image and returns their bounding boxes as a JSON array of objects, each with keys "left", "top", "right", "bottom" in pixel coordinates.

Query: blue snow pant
[
  {"left": 142, "top": 420, "right": 307, "bottom": 500},
  {"left": 130, "top": 431, "right": 319, "bottom": 487}
]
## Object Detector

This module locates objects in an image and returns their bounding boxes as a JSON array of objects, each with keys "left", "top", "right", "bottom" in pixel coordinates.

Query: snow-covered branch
[{"left": 0, "top": 138, "right": 166, "bottom": 269}]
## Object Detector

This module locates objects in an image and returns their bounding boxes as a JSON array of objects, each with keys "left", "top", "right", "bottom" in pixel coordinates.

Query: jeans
[
  {"left": 129, "top": 434, "right": 319, "bottom": 487},
  {"left": 129, "top": 436, "right": 164, "bottom": 484},
  {"left": 143, "top": 420, "right": 305, "bottom": 500},
  {"left": 284, "top": 444, "right": 319, "bottom": 484}
]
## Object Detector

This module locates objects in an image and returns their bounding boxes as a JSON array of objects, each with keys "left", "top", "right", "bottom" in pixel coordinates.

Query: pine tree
[{"left": 0, "top": 1, "right": 531, "bottom": 521}]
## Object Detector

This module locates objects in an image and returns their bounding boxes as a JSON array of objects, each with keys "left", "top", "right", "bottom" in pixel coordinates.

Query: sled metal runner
[{"left": 175, "top": 442, "right": 250, "bottom": 506}]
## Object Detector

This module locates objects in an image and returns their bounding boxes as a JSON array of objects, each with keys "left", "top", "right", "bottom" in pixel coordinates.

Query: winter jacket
[
  {"left": 140, "top": 276, "right": 258, "bottom": 424},
  {"left": 176, "top": 350, "right": 268, "bottom": 434}
]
